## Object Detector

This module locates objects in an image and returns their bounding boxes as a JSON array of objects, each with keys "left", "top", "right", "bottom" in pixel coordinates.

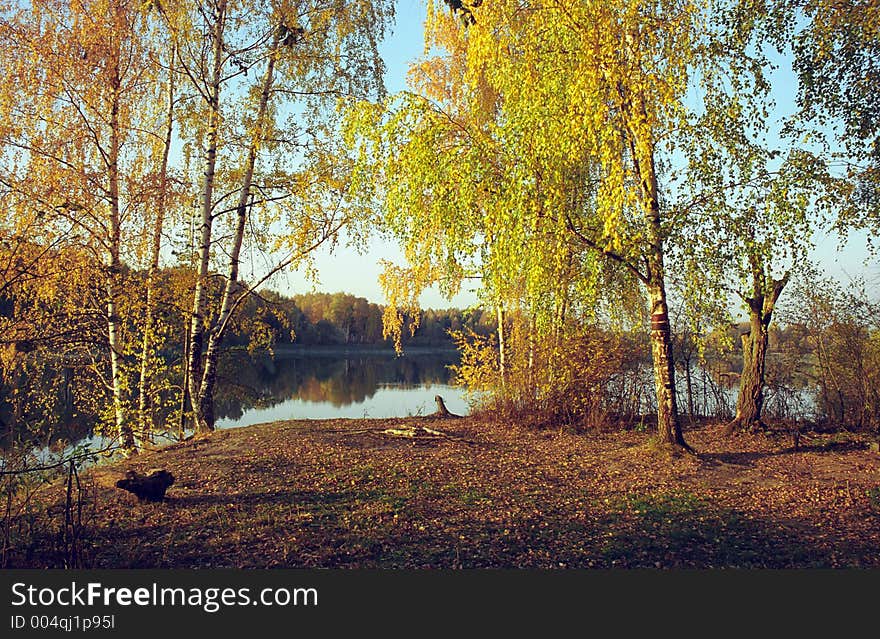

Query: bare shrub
[
  {"left": 452, "top": 324, "right": 651, "bottom": 431},
  {"left": 781, "top": 273, "right": 880, "bottom": 432}
]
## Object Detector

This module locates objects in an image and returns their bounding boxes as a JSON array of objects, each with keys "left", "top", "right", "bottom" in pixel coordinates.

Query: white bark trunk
[
  {"left": 496, "top": 304, "right": 506, "bottom": 391},
  {"left": 106, "top": 48, "right": 134, "bottom": 451},
  {"left": 186, "top": 5, "right": 226, "bottom": 432},
  {"left": 196, "top": 32, "right": 280, "bottom": 431},
  {"left": 630, "top": 106, "right": 688, "bottom": 451}
]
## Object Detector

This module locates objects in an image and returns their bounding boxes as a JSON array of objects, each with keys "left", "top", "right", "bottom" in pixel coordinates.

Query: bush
[
  {"left": 451, "top": 322, "right": 651, "bottom": 431},
  {"left": 782, "top": 273, "right": 880, "bottom": 432}
]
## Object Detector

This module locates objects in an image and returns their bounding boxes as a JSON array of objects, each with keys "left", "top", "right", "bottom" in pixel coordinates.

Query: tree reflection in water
[{"left": 214, "top": 348, "right": 467, "bottom": 426}]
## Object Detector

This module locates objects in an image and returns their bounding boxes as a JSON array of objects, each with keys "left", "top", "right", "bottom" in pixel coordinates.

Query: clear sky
[{"left": 273, "top": 0, "right": 876, "bottom": 308}]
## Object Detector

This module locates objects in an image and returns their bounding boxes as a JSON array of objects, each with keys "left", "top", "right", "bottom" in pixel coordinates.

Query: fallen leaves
[{"left": 7, "top": 417, "right": 880, "bottom": 568}]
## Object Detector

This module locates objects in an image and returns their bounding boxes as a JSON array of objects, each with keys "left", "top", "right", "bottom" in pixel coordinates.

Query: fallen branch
[
  {"left": 380, "top": 424, "right": 479, "bottom": 445},
  {"left": 318, "top": 427, "right": 389, "bottom": 435}
]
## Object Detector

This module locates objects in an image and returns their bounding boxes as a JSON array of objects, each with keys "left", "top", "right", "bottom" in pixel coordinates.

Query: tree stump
[
  {"left": 433, "top": 395, "right": 460, "bottom": 418},
  {"left": 116, "top": 469, "right": 175, "bottom": 502}
]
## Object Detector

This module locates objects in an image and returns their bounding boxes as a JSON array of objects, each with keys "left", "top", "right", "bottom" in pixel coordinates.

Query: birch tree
[
  {"left": 0, "top": 0, "right": 165, "bottom": 451},
  {"left": 164, "top": 0, "right": 393, "bottom": 432},
  {"left": 349, "top": 0, "right": 709, "bottom": 449}
]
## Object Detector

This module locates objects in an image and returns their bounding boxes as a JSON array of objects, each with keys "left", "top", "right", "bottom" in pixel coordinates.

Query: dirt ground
[{"left": 10, "top": 416, "right": 880, "bottom": 568}]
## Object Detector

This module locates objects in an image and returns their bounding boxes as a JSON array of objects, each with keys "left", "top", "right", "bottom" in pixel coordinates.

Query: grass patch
[{"left": 599, "top": 491, "right": 825, "bottom": 567}]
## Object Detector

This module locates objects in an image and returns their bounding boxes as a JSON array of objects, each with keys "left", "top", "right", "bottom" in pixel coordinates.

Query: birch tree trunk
[
  {"left": 684, "top": 359, "right": 695, "bottom": 423},
  {"left": 195, "top": 32, "right": 280, "bottom": 432},
  {"left": 186, "top": 4, "right": 225, "bottom": 433},
  {"left": 647, "top": 282, "right": 687, "bottom": 448},
  {"left": 496, "top": 304, "right": 506, "bottom": 391},
  {"left": 106, "top": 55, "right": 135, "bottom": 452},
  {"left": 635, "top": 132, "right": 690, "bottom": 451}
]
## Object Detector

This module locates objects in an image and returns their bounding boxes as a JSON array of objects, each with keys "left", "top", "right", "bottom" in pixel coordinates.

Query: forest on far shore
[{"left": 237, "top": 290, "right": 495, "bottom": 348}]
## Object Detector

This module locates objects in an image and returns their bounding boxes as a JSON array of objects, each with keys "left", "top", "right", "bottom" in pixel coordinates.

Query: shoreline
[{"left": 264, "top": 343, "right": 461, "bottom": 357}]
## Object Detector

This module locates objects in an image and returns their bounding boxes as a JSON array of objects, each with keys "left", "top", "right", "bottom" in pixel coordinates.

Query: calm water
[
  {"left": 213, "top": 348, "right": 471, "bottom": 428},
  {"left": 6, "top": 348, "right": 470, "bottom": 470}
]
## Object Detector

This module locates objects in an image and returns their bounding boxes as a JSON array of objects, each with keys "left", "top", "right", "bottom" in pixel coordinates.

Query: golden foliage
[{"left": 453, "top": 318, "right": 651, "bottom": 430}]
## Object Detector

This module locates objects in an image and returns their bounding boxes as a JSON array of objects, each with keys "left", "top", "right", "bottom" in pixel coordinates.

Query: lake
[
  {"left": 5, "top": 347, "right": 470, "bottom": 470},
  {"left": 213, "top": 347, "right": 472, "bottom": 429}
]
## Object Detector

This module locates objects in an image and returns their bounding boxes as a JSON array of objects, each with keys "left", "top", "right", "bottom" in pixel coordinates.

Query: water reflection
[{"left": 214, "top": 348, "right": 470, "bottom": 428}]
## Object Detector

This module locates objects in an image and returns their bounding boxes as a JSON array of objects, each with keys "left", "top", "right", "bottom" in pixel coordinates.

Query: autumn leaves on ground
[{"left": 16, "top": 416, "right": 880, "bottom": 569}]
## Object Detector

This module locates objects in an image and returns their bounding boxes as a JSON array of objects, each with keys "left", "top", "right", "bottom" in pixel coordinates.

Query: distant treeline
[{"left": 228, "top": 290, "right": 496, "bottom": 348}]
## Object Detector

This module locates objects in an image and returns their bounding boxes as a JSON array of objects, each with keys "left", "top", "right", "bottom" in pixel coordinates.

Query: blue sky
[{"left": 273, "top": 0, "right": 876, "bottom": 309}]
